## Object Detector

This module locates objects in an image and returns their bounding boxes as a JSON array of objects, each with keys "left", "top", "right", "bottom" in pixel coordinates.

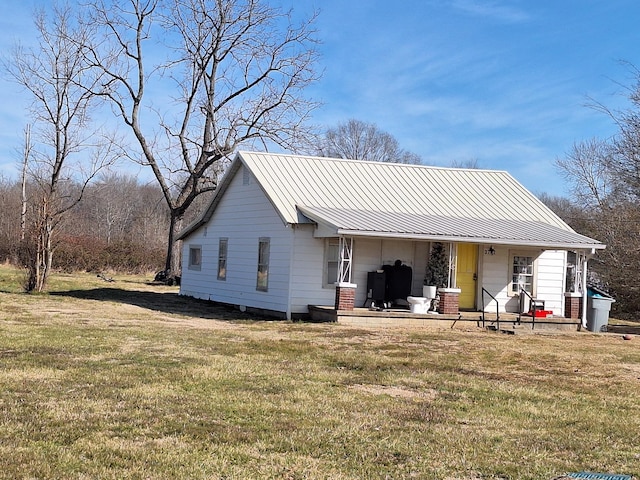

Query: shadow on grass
[
  {"left": 608, "top": 324, "right": 640, "bottom": 335},
  {"left": 50, "top": 287, "right": 257, "bottom": 321}
]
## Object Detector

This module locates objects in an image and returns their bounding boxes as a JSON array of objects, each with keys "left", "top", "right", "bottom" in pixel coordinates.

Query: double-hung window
[
  {"left": 188, "top": 245, "right": 202, "bottom": 271},
  {"left": 510, "top": 254, "right": 534, "bottom": 295},
  {"left": 217, "top": 238, "right": 228, "bottom": 280},
  {"left": 324, "top": 238, "right": 340, "bottom": 287},
  {"left": 256, "top": 237, "right": 270, "bottom": 291}
]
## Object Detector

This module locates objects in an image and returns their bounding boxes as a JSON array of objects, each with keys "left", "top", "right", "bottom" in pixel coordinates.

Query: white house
[{"left": 178, "top": 151, "right": 605, "bottom": 324}]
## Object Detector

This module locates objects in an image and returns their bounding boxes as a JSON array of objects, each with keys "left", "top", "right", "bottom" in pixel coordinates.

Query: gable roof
[{"left": 179, "top": 151, "right": 605, "bottom": 250}]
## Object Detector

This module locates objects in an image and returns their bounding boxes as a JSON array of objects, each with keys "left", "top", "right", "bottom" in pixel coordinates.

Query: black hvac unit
[
  {"left": 382, "top": 261, "right": 413, "bottom": 304},
  {"left": 367, "top": 271, "right": 386, "bottom": 305}
]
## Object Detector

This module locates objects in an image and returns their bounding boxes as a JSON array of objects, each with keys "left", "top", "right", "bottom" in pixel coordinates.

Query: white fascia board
[{"left": 335, "top": 229, "right": 606, "bottom": 250}]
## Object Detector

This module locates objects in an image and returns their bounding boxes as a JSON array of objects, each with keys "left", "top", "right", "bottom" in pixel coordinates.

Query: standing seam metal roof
[
  {"left": 298, "top": 205, "right": 604, "bottom": 249},
  {"left": 178, "top": 151, "right": 604, "bottom": 249},
  {"left": 240, "top": 151, "right": 567, "bottom": 226}
]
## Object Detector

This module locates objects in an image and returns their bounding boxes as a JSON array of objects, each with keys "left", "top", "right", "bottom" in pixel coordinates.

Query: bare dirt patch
[{"left": 349, "top": 383, "right": 438, "bottom": 400}]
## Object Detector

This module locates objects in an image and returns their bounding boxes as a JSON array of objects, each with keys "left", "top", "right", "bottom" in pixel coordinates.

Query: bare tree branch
[
  {"left": 4, "top": 2, "right": 118, "bottom": 291},
  {"left": 317, "top": 119, "right": 422, "bottom": 165},
  {"left": 78, "top": 0, "right": 320, "bottom": 275}
]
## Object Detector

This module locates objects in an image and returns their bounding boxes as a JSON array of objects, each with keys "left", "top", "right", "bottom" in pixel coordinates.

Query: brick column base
[
  {"left": 335, "top": 282, "right": 357, "bottom": 311},
  {"left": 564, "top": 293, "right": 583, "bottom": 319},
  {"left": 438, "top": 288, "right": 461, "bottom": 315}
]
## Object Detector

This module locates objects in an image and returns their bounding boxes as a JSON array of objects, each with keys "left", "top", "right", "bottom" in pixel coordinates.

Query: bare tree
[
  {"left": 318, "top": 119, "right": 422, "bottom": 164},
  {"left": 0, "top": 176, "right": 21, "bottom": 263},
  {"left": 79, "top": 0, "right": 320, "bottom": 278},
  {"left": 555, "top": 138, "right": 614, "bottom": 208},
  {"left": 20, "top": 125, "right": 33, "bottom": 241},
  {"left": 5, "top": 3, "right": 115, "bottom": 291},
  {"left": 555, "top": 69, "right": 640, "bottom": 316},
  {"left": 448, "top": 158, "right": 480, "bottom": 169}
]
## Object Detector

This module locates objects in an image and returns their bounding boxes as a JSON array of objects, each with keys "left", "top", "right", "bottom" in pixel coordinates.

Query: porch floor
[{"left": 308, "top": 305, "right": 581, "bottom": 332}]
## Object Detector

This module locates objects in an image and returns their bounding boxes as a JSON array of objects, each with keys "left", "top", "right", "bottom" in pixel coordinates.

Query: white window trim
[
  {"left": 323, "top": 238, "right": 340, "bottom": 288},
  {"left": 217, "top": 238, "right": 228, "bottom": 280},
  {"left": 256, "top": 237, "right": 270, "bottom": 292},
  {"left": 188, "top": 245, "right": 202, "bottom": 271},
  {"left": 508, "top": 250, "right": 538, "bottom": 297}
]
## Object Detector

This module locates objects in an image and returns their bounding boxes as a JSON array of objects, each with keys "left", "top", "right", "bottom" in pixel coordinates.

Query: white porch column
[
  {"left": 334, "top": 236, "right": 357, "bottom": 311},
  {"left": 581, "top": 252, "right": 589, "bottom": 329},
  {"left": 338, "top": 236, "right": 353, "bottom": 284},
  {"left": 447, "top": 242, "right": 457, "bottom": 288}
]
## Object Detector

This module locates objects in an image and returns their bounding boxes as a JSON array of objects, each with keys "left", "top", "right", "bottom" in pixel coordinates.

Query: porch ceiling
[{"left": 298, "top": 205, "right": 605, "bottom": 250}]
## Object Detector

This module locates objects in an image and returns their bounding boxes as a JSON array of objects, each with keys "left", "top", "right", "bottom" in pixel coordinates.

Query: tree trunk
[
  {"left": 21, "top": 126, "right": 29, "bottom": 241},
  {"left": 164, "top": 210, "right": 184, "bottom": 280}
]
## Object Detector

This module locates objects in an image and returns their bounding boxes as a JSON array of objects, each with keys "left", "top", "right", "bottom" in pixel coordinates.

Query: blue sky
[{"left": 1, "top": 0, "right": 639, "bottom": 197}]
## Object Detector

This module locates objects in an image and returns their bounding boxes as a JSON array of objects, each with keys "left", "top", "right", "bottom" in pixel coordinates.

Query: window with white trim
[
  {"left": 324, "top": 238, "right": 340, "bottom": 287},
  {"left": 188, "top": 245, "right": 202, "bottom": 271},
  {"left": 217, "top": 238, "right": 228, "bottom": 280},
  {"left": 510, "top": 253, "right": 534, "bottom": 295},
  {"left": 256, "top": 237, "right": 270, "bottom": 291}
]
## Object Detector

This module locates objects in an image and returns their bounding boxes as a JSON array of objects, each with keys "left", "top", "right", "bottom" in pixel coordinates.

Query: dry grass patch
[{"left": 0, "top": 266, "right": 639, "bottom": 479}]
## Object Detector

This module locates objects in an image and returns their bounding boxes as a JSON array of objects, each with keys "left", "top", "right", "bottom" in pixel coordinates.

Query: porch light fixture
[{"left": 485, "top": 246, "right": 496, "bottom": 255}]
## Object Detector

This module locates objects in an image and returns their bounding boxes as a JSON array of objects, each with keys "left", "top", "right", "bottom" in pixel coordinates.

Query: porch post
[
  {"left": 448, "top": 243, "right": 457, "bottom": 288},
  {"left": 580, "top": 252, "right": 589, "bottom": 329},
  {"left": 438, "top": 287, "right": 461, "bottom": 315},
  {"left": 564, "top": 292, "right": 582, "bottom": 319},
  {"left": 337, "top": 236, "right": 353, "bottom": 284},
  {"left": 563, "top": 250, "right": 588, "bottom": 322},
  {"left": 334, "top": 236, "right": 357, "bottom": 311}
]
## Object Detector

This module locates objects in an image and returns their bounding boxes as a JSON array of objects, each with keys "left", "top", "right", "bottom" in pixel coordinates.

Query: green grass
[{"left": 0, "top": 265, "right": 639, "bottom": 479}]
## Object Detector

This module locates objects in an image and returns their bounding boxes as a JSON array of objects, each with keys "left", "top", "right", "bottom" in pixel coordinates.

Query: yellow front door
[{"left": 456, "top": 244, "right": 478, "bottom": 310}]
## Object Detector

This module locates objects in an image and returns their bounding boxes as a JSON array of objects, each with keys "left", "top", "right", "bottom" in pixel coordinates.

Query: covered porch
[
  {"left": 308, "top": 305, "right": 582, "bottom": 332},
  {"left": 299, "top": 205, "right": 605, "bottom": 329}
]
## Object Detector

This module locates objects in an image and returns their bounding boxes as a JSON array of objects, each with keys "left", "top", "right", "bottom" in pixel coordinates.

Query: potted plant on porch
[{"left": 424, "top": 242, "right": 449, "bottom": 301}]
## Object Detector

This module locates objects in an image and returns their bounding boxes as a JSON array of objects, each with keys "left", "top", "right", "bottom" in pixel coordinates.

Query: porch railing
[
  {"left": 481, "top": 287, "right": 499, "bottom": 330},
  {"left": 518, "top": 288, "right": 540, "bottom": 330}
]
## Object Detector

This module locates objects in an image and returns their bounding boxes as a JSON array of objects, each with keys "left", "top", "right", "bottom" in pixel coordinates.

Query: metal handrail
[
  {"left": 518, "top": 288, "right": 538, "bottom": 330},
  {"left": 481, "top": 287, "right": 500, "bottom": 330}
]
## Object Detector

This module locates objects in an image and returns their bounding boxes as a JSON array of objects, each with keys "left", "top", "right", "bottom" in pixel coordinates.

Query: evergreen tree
[{"left": 424, "top": 242, "right": 449, "bottom": 287}]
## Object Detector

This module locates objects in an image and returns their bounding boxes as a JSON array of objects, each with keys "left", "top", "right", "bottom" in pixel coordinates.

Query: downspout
[{"left": 286, "top": 224, "right": 296, "bottom": 321}]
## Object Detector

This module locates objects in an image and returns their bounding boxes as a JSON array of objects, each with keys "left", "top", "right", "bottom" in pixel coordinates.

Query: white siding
[
  {"left": 352, "top": 238, "right": 385, "bottom": 307},
  {"left": 288, "top": 225, "right": 334, "bottom": 313},
  {"left": 479, "top": 246, "right": 567, "bottom": 314},
  {"left": 352, "top": 239, "right": 427, "bottom": 306},
  {"left": 180, "top": 165, "right": 294, "bottom": 315},
  {"left": 535, "top": 250, "right": 567, "bottom": 315},
  {"left": 479, "top": 245, "right": 511, "bottom": 313}
]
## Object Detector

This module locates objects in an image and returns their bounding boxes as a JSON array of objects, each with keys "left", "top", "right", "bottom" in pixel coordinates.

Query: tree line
[
  {"left": 0, "top": 173, "right": 175, "bottom": 274},
  {"left": 547, "top": 67, "right": 640, "bottom": 318},
  {"left": 2, "top": 0, "right": 428, "bottom": 292}
]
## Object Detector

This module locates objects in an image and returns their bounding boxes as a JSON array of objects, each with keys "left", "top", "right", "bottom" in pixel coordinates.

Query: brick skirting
[
  {"left": 335, "top": 283, "right": 357, "bottom": 311},
  {"left": 564, "top": 293, "right": 583, "bottom": 319},
  {"left": 438, "top": 288, "right": 461, "bottom": 315}
]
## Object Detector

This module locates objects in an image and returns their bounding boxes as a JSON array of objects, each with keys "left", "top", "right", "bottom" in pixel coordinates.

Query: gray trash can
[{"left": 586, "top": 287, "right": 615, "bottom": 333}]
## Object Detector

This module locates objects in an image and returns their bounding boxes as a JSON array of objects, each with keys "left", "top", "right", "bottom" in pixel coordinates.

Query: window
[
  {"left": 188, "top": 245, "right": 202, "bottom": 271},
  {"left": 243, "top": 167, "right": 252, "bottom": 185},
  {"left": 324, "top": 238, "right": 340, "bottom": 287},
  {"left": 256, "top": 237, "right": 270, "bottom": 291},
  {"left": 217, "top": 238, "right": 228, "bottom": 280},
  {"left": 510, "top": 254, "right": 533, "bottom": 295}
]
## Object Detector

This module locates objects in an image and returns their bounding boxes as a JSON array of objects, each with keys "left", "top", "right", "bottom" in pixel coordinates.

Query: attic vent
[{"left": 243, "top": 167, "right": 252, "bottom": 185}]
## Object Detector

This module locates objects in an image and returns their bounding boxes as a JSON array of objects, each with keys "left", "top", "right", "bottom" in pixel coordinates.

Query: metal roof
[
  {"left": 298, "top": 205, "right": 604, "bottom": 249},
  {"left": 240, "top": 151, "right": 566, "bottom": 226},
  {"left": 179, "top": 151, "right": 605, "bottom": 250}
]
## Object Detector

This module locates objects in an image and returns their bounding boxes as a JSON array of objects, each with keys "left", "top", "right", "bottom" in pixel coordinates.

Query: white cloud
[{"left": 448, "top": 0, "right": 531, "bottom": 23}]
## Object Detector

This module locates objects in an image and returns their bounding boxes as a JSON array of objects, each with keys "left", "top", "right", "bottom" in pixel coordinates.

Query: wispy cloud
[{"left": 448, "top": 0, "right": 532, "bottom": 23}]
